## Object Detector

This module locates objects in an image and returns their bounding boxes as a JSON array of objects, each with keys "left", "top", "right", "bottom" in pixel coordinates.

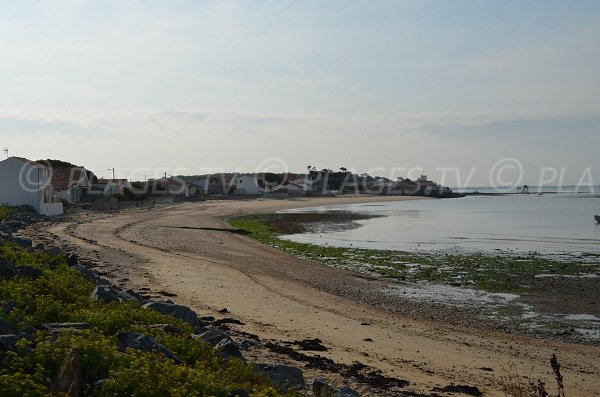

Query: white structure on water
[{"left": 0, "top": 157, "right": 64, "bottom": 216}]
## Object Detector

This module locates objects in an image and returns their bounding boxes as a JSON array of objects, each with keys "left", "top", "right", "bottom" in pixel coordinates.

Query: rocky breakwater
[{"left": 1, "top": 215, "right": 373, "bottom": 396}]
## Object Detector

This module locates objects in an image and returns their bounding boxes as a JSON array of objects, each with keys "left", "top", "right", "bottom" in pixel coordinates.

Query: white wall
[
  {"left": 0, "top": 158, "right": 63, "bottom": 216},
  {"left": 235, "top": 175, "right": 262, "bottom": 195}
]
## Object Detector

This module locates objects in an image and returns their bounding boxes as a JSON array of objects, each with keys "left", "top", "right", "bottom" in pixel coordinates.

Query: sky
[{"left": 1, "top": 1, "right": 599, "bottom": 186}]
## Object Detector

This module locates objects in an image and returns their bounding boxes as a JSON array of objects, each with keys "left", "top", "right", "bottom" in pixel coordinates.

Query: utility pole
[
  {"left": 2, "top": 148, "right": 8, "bottom": 158},
  {"left": 107, "top": 168, "right": 115, "bottom": 180}
]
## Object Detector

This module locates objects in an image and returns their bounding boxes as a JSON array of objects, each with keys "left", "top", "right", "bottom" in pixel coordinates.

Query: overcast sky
[{"left": 1, "top": 1, "right": 599, "bottom": 186}]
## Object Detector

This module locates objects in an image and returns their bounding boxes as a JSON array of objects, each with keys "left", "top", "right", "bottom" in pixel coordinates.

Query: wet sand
[{"left": 25, "top": 196, "right": 600, "bottom": 396}]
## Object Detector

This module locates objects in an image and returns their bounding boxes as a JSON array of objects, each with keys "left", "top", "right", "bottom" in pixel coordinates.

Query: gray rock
[
  {"left": 91, "top": 286, "right": 138, "bottom": 303},
  {"left": 0, "top": 334, "right": 21, "bottom": 351},
  {"left": 44, "top": 247, "right": 61, "bottom": 257},
  {"left": 313, "top": 378, "right": 336, "bottom": 397},
  {"left": 117, "top": 331, "right": 182, "bottom": 364},
  {"left": 0, "top": 317, "right": 21, "bottom": 335},
  {"left": 254, "top": 364, "right": 305, "bottom": 391},
  {"left": 51, "top": 349, "right": 82, "bottom": 397},
  {"left": 194, "top": 326, "right": 232, "bottom": 346},
  {"left": 17, "top": 265, "right": 44, "bottom": 279},
  {"left": 64, "top": 253, "right": 79, "bottom": 266},
  {"left": 335, "top": 386, "right": 360, "bottom": 397},
  {"left": 42, "top": 323, "right": 91, "bottom": 331},
  {"left": 13, "top": 237, "right": 33, "bottom": 248},
  {"left": 72, "top": 264, "right": 99, "bottom": 282},
  {"left": 142, "top": 301, "right": 201, "bottom": 325},
  {"left": 146, "top": 323, "right": 185, "bottom": 335},
  {"left": 215, "top": 339, "right": 245, "bottom": 361},
  {"left": 0, "top": 258, "right": 17, "bottom": 278},
  {"left": 2, "top": 299, "right": 16, "bottom": 314}
]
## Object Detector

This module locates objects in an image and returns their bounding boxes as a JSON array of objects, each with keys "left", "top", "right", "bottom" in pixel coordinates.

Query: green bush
[{"left": 0, "top": 239, "right": 296, "bottom": 396}]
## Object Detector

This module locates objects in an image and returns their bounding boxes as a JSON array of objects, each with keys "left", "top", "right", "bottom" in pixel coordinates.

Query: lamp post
[{"left": 107, "top": 168, "right": 115, "bottom": 180}]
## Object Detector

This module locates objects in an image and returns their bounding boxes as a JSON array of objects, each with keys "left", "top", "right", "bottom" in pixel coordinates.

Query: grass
[
  {"left": 0, "top": 206, "right": 15, "bottom": 222},
  {"left": 230, "top": 215, "right": 597, "bottom": 293},
  {"left": 0, "top": 234, "right": 300, "bottom": 396}
]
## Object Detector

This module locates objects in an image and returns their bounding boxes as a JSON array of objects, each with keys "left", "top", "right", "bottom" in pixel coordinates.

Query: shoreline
[{"left": 22, "top": 196, "right": 600, "bottom": 396}]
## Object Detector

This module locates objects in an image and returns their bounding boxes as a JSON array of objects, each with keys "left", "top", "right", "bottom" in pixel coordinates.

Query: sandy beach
[{"left": 25, "top": 196, "right": 600, "bottom": 396}]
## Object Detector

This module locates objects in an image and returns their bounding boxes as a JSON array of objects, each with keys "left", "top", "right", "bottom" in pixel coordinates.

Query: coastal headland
[{"left": 24, "top": 196, "right": 600, "bottom": 396}]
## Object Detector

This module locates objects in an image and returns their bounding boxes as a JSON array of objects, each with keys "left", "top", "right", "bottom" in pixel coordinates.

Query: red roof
[{"left": 50, "top": 167, "right": 89, "bottom": 190}]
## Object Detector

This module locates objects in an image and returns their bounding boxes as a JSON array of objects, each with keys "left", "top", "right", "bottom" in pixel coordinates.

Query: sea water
[{"left": 281, "top": 194, "right": 600, "bottom": 257}]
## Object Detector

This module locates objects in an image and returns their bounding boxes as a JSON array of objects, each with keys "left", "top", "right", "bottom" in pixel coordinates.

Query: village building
[{"left": 0, "top": 157, "right": 64, "bottom": 216}]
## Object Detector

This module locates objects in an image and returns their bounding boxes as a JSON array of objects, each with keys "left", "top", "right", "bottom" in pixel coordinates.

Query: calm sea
[{"left": 281, "top": 194, "right": 600, "bottom": 257}]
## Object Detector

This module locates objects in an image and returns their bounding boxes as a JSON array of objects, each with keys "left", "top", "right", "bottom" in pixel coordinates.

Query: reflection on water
[{"left": 282, "top": 194, "right": 600, "bottom": 257}]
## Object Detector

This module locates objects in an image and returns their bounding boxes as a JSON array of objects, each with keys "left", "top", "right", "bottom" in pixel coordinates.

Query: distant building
[
  {"left": 93, "top": 179, "right": 132, "bottom": 196},
  {"left": 50, "top": 166, "right": 91, "bottom": 204},
  {"left": 233, "top": 175, "right": 262, "bottom": 195},
  {"left": 0, "top": 157, "right": 64, "bottom": 216}
]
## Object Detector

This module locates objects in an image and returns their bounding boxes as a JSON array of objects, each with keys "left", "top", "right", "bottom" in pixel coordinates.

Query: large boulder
[
  {"left": 194, "top": 326, "right": 233, "bottom": 346},
  {"left": 0, "top": 334, "right": 20, "bottom": 351},
  {"left": 0, "top": 317, "right": 21, "bottom": 336},
  {"left": 313, "top": 378, "right": 336, "bottom": 397},
  {"left": 51, "top": 349, "right": 82, "bottom": 397},
  {"left": 0, "top": 258, "right": 17, "bottom": 278},
  {"left": 91, "top": 286, "right": 138, "bottom": 303},
  {"left": 215, "top": 339, "right": 245, "bottom": 362},
  {"left": 254, "top": 364, "right": 305, "bottom": 391},
  {"left": 117, "top": 331, "right": 182, "bottom": 364},
  {"left": 142, "top": 301, "right": 201, "bottom": 326},
  {"left": 17, "top": 265, "right": 44, "bottom": 279},
  {"left": 64, "top": 253, "right": 79, "bottom": 266}
]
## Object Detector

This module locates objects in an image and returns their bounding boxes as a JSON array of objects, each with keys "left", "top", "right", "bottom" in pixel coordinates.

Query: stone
[
  {"left": 13, "top": 237, "right": 33, "bottom": 248},
  {"left": 64, "top": 253, "right": 79, "bottom": 266},
  {"left": 0, "top": 334, "right": 20, "bottom": 351},
  {"left": 335, "top": 386, "right": 361, "bottom": 397},
  {"left": 0, "top": 317, "right": 21, "bottom": 336},
  {"left": 0, "top": 258, "right": 17, "bottom": 278},
  {"left": 2, "top": 299, "right": 16, "bottom": 314},
  {"left": 313, "top": 378, "right": 336, "bottom": 396},
  {"left": 117, "top": 331, "right": 182, "bottom": 364},
  {"left": 17, "top": 265, "right": 44, "bottom": 279},
  {"left": 254, "top": 364, "right": 305, "bottom": 391},
  {"left": 146, "top": 323, "right": 185, "bottom": 335},
  {"left": 142, "top": 301, "right": 201, "bottom": 325},
  {"left": 194, "top": 326, "right": 233, "bottom": 346},
  {"left": 51, "top": 349, "right": 83, "bottom": 397},
  {"left": 91, "top": 286, "right": 138, "bottom": 303},
  {"left": 44, "top": 247, "right": 61, "bottom": 257},
  {"left": 215, "top": 339, "right": 245, "bottom": 361},
  {"left": 72, "top": 264, "right": 99, "bottom": 282}
]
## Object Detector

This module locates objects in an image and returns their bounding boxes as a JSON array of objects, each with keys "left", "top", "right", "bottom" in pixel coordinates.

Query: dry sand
[{"left": 28, "top": 196, "right": 600, "bottom": 396}]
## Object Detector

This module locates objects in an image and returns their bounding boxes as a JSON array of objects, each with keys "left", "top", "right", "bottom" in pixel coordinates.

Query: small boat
[{"left": 595, "top": 215, "right": 600, "bottom": 224}]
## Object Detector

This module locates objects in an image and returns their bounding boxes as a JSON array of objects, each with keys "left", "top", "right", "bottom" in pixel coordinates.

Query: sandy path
[{"left": 35, "top": 197, "right": 600, "bottom": 396}]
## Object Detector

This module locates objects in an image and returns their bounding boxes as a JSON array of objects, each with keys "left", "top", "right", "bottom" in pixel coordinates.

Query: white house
[
  {"left": 0, "top": 157, "right": 64, "bottom": 216},
  {"left": 93, "top": 179, "right": 132, "bottom": 196},
  {"left": 234, "top": 175, "right": 262, "bottom": 195}
]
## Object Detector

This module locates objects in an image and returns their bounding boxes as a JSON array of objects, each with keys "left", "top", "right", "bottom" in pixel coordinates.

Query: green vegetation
[
  {"left": 230, "top": 215, "right": 597, "bottom": 293},
  {"left": 0, "top": 238, "right": 296, "bottom": 396},
  {"left": 0, "top": 207, "right": 15, "bottom": 222}
]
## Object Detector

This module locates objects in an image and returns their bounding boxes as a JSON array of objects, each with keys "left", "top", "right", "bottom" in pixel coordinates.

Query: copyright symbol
[{"left": 489, "top": 158, "right": 523, "bottom": 191}]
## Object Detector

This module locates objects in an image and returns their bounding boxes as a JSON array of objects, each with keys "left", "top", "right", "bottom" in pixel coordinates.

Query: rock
[
  {"left": 218, "top": 308, "right": 228, "bottom": 313},
  {"left": 0, "top": 258, "right": 17, "bottom": 278},
  {"left": 146, "top": 324, "right": 185, "bottom": 335},
  {"left": 194, "top": 326, "right": 233, "bottom": 346},
  {"left": 117, "top": 331, "right": 182, "bottom": 364},
  {"left": 254, "top": 364, "right": 305, "bottom": 391},
  {"left": 13, "top": 237, "right": 33, "bottom": 248},
  {"left": 0, "top": 334, "right": 20, "bottom": 351},
  {"left": 229, "top": 389, "right": 249, "bottom": 397},
  {"left": 17, "top": 265, "right": 44, "bottom": 279},
  {"left": 72, "top": 264, "right": 99, "bottom": 282},
  {"left": 42, "top": 323, "right": 91, "bottom": 331},
  {"left": 439, "top": 385, "right": 482, "bottom": 396},
  {"left": 0, "top": 317, "right": 21, "bottom": 335},
  {"left": 294, "top": 338, "right": 328, "bottom": 351},
  {"left": 215, "top": 339, "right": 245, "bottom": 361},
  {"left": 335, "top": 386, "right": 361, "bottom": 397},
  {"left": 142, "top": 301, "right": 201, "bottom": 326},
  {"left": 91, "top": 285, "right": 138, "bottom": 303},
  {"left": 45, "top": 247, "right": 61, "bottom": 257},
  {"left": 64, "top": 253, "right": 79, "bottom": 266},
  {"left": 51, "top": 349, "right": 83, "bottom": 397},
  {"left": 313, "top": 378, "right": 336, "bottom": 396},
  {"left": 2, "top": 299, "right": 16, "bottom": 314}
]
